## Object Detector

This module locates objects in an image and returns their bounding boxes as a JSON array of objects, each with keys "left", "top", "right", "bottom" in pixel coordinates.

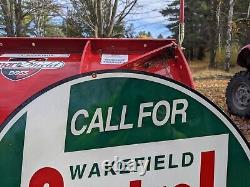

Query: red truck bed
[{"left": 0, "top": 38, "right": 194, "bottom": 125}]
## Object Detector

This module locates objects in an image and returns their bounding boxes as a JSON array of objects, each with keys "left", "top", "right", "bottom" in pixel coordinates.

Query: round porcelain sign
[{"left": 0, "top": 71, "right": 249, "bottom": 187}]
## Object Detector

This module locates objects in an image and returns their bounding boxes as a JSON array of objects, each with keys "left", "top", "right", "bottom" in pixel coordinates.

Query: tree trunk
[
  {"left": 107, "top": 0, "right": 118, "bottom": 37},
  {"left": 1, "top": 0, "right": 24, "bottom": 36},
  {"left": 190, "top": 48, "right": 194, "bottom": 61},
  {"left": 247, "top": 1, "right": 250, "bottom": 19},
  {"left": 96, "top": 0, "right": 103, "bottom": 37},
  {"left": 1, "top": 0, "right": 15, "bottom": 36},
  {"left": 216, "top": 1, "right": 222, "bottom": 54},
  {"left": 14, "top": 0, "right": 23, "bottom": 36},
  {"left": 224, "top": 0, "right": 236, "bottom": 72},
  {"left": 209, "top": 0, "right": 218, "bottom": 68}
]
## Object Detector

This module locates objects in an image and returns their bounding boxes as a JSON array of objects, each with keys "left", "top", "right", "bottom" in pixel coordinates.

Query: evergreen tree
[
  {"left": 157, "top": 34, "right": 164, "bottom": 39},
  {"left": 161, "top": 0, "right": 209, "bottom": 61}
]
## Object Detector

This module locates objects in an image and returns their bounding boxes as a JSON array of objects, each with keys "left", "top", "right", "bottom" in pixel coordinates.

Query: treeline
[
  {"left": 0, "top": 0, "right": 138, "bottom": 37},
  {"left": 0, "top": 0, "right": 249, "bottom": 70},
  {"left": 161, "top": 0, "right": 250, "bottom": 70},
  {"left": 0, "top": 0, "right": 63, "bottom": 37}
]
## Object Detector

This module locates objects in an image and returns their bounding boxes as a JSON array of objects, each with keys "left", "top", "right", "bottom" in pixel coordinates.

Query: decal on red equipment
[{"left": 0, "top": 58, "right": 64, "bottom": 81}]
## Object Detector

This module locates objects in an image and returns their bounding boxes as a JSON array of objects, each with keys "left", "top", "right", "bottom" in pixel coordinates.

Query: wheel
[
  {"left": 226, "top": 71, "right": 250, "bottom": 118},
  {"left": 247, "top": 56, "right": 250, "bottom": 70}
]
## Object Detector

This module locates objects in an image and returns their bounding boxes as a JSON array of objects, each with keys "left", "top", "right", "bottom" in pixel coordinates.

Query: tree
[
  {"left": 62, "top": 10, "right": 85, "bottom": 37},
  {"left": 0, "top": 0, "right": 63, "bottom": 37},
  {"left": 160, "top": 0, "right": 179, "bottom": 40},
  {"left": 25, "top": 0, "right": 62, "bottom": 37},
  {"left": 208, "top": 0, "right": 219, "bottom": 68},
  {"left": 137, "top": 31, "right": 152, "bottom": 38},
  {"left": 68, "top": 0, "right": 138, "bottom": 37},
  {"left": 224, "top": 0, "right": 236, "bottom": 72},
  {"left": 161, "top": 0, "right": 209, "bottom": 61},
  {"left": 157, "top": 34, "right": 164, "bottom": 39},
  {"left": 216, "top": 0, "right": 222, "bottom": 54},
  {"left": 234, "top": 0, "right": 250, "bottom": 45},
  {"left": 248, "top": 1, "right": 250, "bottom": 18},
  {"left": 0, "top": 0, "right": 24, "bottom": 36},
  {"left": 124, "top": 23, "right": 135, "bottom": 38}
]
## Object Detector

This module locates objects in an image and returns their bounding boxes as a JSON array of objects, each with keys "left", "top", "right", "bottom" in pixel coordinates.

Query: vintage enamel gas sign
[{"left": 0, "top": 71, "right": 249, "bottom": 187}]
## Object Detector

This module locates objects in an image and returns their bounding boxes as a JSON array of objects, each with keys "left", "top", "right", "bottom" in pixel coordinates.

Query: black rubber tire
[
  {"left": 247, "top": 56, "right": 250, "bottom": 70},
  {"left": 226, "top": 71, "right": 250, "bottom": 118}
]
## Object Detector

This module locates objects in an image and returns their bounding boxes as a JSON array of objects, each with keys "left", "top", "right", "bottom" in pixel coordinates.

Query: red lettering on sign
[
  {"left": 29, "top": 167, "right": 64, "bottom": 187},
  {"left": 129, "top": 151, "right": 215, "bottom": 187},
  {"left": 175, "top": 184, "right": 190, "bottom": 187},
  {"left": 130, "top": 180, "right": 142, "bottom": 187},
  {"left": 200, "top": 151, "right": 215, "bottom": 187},
  {"left": 130, "top": 180, "right": 190, "bottom": 187}
]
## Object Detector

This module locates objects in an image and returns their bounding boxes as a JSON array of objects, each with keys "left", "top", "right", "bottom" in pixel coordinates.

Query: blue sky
[{"left": 125, "top": 0, "right": 173, "bottom": 38}]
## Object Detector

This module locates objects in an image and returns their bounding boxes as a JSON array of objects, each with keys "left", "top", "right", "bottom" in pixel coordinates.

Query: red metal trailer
[{"left": 0, "top": 38, "right": 194, "bottom": 125}]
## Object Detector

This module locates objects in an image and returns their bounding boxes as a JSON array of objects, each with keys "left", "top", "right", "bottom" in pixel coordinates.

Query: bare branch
[{"left": 68, "top": 0, "right": 138, "bottom": 37}]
